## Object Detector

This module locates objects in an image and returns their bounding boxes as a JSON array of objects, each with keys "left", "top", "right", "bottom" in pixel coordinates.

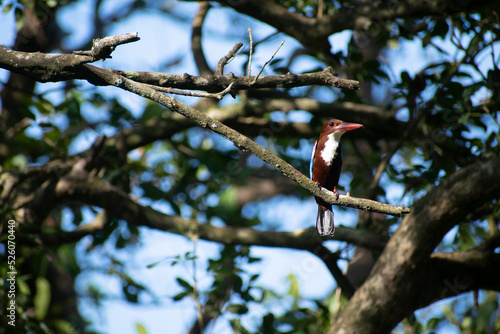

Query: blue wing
[{"left": 309, "top": 140, "right": 317, "bottom": 180}]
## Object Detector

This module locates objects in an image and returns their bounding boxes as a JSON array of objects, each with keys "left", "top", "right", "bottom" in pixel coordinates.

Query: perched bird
[{"left": 310, "top": 119, "right": 363, "bottom": 236}]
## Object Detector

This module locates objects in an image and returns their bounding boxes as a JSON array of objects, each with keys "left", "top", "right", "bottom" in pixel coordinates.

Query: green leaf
[
  {"left": 146, "top": 259, "right": 164, "bottom": 269},
  {"left": 52, "top": 319, "right": 80, "bottom": 334},
  {"left": 34, "top": 277, "right": 51, "bottom": 320},
  {"left": 136, "top": 322, "right": 148, "bottom": 334},
  {"left": 173, "top": 291, "right": 189, "bottom": 301},
  {"left": 248, "top": 257, "right": 262, "bottom": 264},
  {"left": 2, "top": 4, "right": 13, "bottom": 13},
  {"left": 176, "top": 277, "right": 193, "bottom": 292},
  {"left": 226, "top": 303, "right": 249, "bottom": 315},
  {"left": 17, "top": 278, "right": 31, "bottom": 296},
  {"left": 229, "top": 318, "right": 251, "bottom": 334},
  {"left": 249, "top": 273, "right": 260, "bottom": 282},
  {"left": 425, "top": 317, "right": 441, "bottom": 330},
  {"left": 287, "top": 273, "right": 300, "bottom": 298}
]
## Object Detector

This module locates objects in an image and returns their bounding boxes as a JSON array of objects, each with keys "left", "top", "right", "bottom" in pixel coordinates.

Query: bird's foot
[
  {"left": 333, "top": 186, "right": 339, "bottom": 199},
  {"left": 314, "top": 181, "right": 321, "bottom": 188}
]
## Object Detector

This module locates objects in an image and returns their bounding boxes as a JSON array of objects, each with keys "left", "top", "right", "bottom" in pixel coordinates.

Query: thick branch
[
  {"left": 191, "top": 2, "right": 213, "bottom": 76},
  {"left": 0, "top": 44, "right": 358, "bottom": 90},
  {"left": 329, "top": 156, "right": 500, "bottom": 334},
  {"left": 42, "top": 171, "right": 387, "bottom": 251},
  {"left": 207, "top": 0, "right": 497, "bottom": 56},
  {"left": 212, "top": 0, "right": 332, "bottom": 53},
  {"left": 0, "top": 33, "right": 139, "bottom": 82},
  {"left": 81, "top": 64, "right": 408, "bottom": 217},
  {"left": 411, "top": 250, "right": 500, "bottom": 310},
  {"left": 116, "top": 66, "right": 359, "bottom": 91}
]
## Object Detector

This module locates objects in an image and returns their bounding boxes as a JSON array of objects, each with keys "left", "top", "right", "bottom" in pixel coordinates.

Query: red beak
[{"left": 333, "top": 122, "right": 363, "bottom": 132}]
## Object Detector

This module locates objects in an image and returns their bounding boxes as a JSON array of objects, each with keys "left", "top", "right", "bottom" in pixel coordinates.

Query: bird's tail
[{"left": 316, "top": 205, "right": 335, "bottom": 236}]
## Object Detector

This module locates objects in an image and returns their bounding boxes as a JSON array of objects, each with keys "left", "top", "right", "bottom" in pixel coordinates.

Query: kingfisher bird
[{"left": 310, "top": 119, "right": 363, "bottom": 236}]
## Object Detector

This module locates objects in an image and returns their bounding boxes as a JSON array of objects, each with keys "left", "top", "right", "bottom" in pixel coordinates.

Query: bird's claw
[{"left": 333, "top": 186, "right": 339, "bottom": 199}]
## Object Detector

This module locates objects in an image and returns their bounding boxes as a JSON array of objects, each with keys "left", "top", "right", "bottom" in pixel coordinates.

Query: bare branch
[
  {"left": 81, "top": 64, "right": 409, "bottom": 217},
  {"left": 251, "top": 40, "right": 284, "bottom": 84},
  {"left": 73, "top": 32, "right": 140, "bottom": 60},
  {"left": 209, "top": 0, "right": 497, "bottom": 58},
  {"left": 317, "top": 0, "right": 323, "bottom": 18},
  {"left": 0, "top": 44, "right": 359, "bottom": 90},
  {"left": 146, "top": 82, "right": 234, "bottom": 100},
  {"left": 0, "top": 33, "right": 139, "bottom": 83},
  {"left": 191, "top": 2, "right": 213, "bottom": 76},
  {"left": 116, "top": 65, "right": 359, "bottom": 91},
  {"left": 247, "top": 27, "right": 253, "bottom": 76},
  {"left": 39, "top": 210, "right": 109, "bottom": 245},
  {"left": 215, "top": 42, "right": 244, "bottom": 76}
]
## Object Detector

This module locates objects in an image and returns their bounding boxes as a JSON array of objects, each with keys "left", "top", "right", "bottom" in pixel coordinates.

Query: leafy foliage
[{"left": 0, "top": 0, "right": 499, "bottom": 333}]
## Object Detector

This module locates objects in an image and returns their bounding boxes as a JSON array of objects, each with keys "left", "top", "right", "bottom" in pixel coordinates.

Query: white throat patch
[{"left": 321, "top": 131, "right": 345, "bottom": 166}]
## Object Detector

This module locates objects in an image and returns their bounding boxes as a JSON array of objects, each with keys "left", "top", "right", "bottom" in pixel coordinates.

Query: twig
[
  {"left": 247, "top": 28, "right": 253, "bottom": 76},
  {"left": 215, "top": 42, "right": 244, "bottom": 76},
  {"left": 227, "top": 47, "right": 243, "bottom": 65},
  {"left": 251, "top": 40, "right": 284, "bottom": 84},
  {"left": 148, "top": 82, "right": 234, "bottom": 100},
  {"left": 253, "top": 31, "right": 280, "bottom": 48},
  {"left": 214, "top": 82, "right": 235, "bottom": 99},
  {"left": 73, "top": 32, "right": 140, "bottom": 60}
]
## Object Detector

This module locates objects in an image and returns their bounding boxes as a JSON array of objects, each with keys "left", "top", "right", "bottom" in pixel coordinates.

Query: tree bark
[{"left": 329, "top": 156, "right": 500, "bottom": 333}]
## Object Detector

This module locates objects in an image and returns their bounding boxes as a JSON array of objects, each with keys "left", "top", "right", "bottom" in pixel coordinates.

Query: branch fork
[{"left": 73, "top": 32, "right": 140, "bottom": 61}]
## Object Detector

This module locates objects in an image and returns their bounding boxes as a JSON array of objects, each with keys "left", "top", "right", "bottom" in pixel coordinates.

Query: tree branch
[
  {"left": 93, "top": 97, "right": 399, "bottom": 161},
  {"left": 117, "top": 65, "right": 359, "bottom": 91},
  {"left": 0, "top": 157, "right": 388, "bottom": 251},
  {"left": 191, "top": 2, "right": 213, "bottom": 76},
  {"left": 24, "top": 168, "right": 386, "bottom": 250},
  {"left": 329, "top": 155, "right": 500, "bottom": 334},
  {"left": 73, "top": 32, "right": 140, "bottom": 60},
  {"left": 215, "top": 42, "right": 243, "bottom": 76},
  {"left": 0, "top": 44, "right": 359, "bottom": 90},
  {"left": 0, "top": 33, "right": 404, "bottom": 228},
  {"left": 205, "top": 0, "right": 497, "bottom": 57},
  {"left": 0, "top": 33, "right": 139, "bottom": 83},
  {"left": 81, "top": 64, "right": 409, "bottom": 217},
  {"left": 308, "top": 244, "right": 357, "bottom": 299}
]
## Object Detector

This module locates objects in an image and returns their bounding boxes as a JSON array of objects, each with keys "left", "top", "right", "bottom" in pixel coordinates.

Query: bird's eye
[{"left": 329, "top": 122, "right": 334, "bottom": 126}]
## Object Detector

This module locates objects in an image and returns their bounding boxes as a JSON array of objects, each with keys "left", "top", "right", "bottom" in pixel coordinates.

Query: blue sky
[{"left": 1, "top": 1, "right": 498, "bottom": 333}]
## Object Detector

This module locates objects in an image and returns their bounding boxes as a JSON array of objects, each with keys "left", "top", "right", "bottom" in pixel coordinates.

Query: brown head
[{"left": 319, "top": 119, "right": 363, "bottom": 138}]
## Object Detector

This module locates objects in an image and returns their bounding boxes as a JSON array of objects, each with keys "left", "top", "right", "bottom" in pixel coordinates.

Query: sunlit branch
[
  {"left": 82, "top": 64, "right": 410, "bottom": 217},
  {"left": 215, "top": 42, "right": 244, "bottom": 76}
]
